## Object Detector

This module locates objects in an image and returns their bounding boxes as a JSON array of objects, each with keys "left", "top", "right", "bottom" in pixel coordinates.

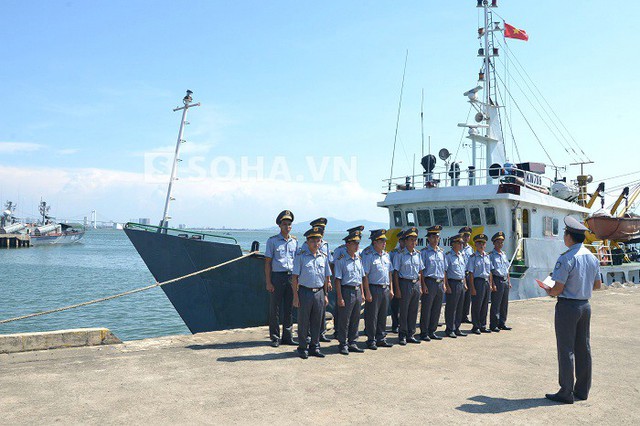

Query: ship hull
[
  {"left": 124, "top": 227, "right": 269, "bottom": 333},
  {"left": 30, "top": 231, "right": 85, "bottom": 246}
]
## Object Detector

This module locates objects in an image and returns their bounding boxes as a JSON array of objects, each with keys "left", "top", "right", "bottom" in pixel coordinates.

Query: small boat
[
  {"left": 28, "top": 201, "right": 85, "bottom": 246},
  {"left": 586, "top": 213, "right": 640, "bottom": 241}
]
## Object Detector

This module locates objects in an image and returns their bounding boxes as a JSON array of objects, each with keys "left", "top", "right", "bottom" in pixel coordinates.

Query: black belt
[
  {"left": 425, "top": 277, "right": 443, "bottom": 283},
  {"left": 342, "top": 285, "right": 361, "bottom": 290},
  {"left": 474, "top": 277, "right": 489, "bottom": 282},
  {"left": 273, "top": 271, "right": 292, "bottom": 275},
  {"left": 369, "top": 283, "right": 389, "bottom": 287},
  {"left": 492, "top": 274, "right": 507, "bottom": 281},
  {"left": 558, "top": 297, "right": 588, "bottom": 302},
  {"left": 448, "top": 278, "right": 463, "bottom": 283},
  {"left": 299, "top": 286, "right": 323, "bottom": 293},
  {"left": 399, "top": 278, "right": 419, "bottom": 284}
]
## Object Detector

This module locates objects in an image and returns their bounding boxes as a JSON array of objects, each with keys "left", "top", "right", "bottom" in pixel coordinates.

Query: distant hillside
[{"left": 265, "top": 217, "right": 388, "bottom": 233}]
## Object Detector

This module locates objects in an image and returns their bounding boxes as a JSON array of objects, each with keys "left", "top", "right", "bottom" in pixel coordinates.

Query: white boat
[
  {"left": 28, "top": 201, "right": 85, "bottom": 246},
  {"left": 378, "top": 1, "right": 640, "bottom": 294}
]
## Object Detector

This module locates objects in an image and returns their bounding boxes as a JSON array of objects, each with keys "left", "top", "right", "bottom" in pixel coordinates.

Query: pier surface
[{"left": 1, "top": 287, "right": 638, "bottom": 424}]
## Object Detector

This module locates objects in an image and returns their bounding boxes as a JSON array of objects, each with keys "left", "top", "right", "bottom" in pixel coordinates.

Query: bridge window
[
  {"left": 393, "top": 211, "right": 403, "bottom": 227},
  {"left": 433, "top": 208, "right": 450, "bottom": 226},
  {"left": 451, "top": 208, "right": 467, "bottom": 226},
  {"left": 485, "top": 207, "right": 497, "bottom": 225},
  {"left": 470, "top": 207, "right": 482, "bottom": 226},
  {"left": 406, "top": 211, "right": 416, "bottom": 226},
  {"left": 416, "top": 209, "right": 432, "bottom": 227},
  {"left": 553, "top": 218, "right": 559, "bottom": 235}
]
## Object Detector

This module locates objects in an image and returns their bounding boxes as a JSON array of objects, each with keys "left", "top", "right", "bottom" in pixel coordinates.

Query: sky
[{"left": 1, "top": 1, "right": 639, "bottom": 228}]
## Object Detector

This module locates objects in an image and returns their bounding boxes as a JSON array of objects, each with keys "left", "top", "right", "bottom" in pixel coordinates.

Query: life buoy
[{"left": 598, "top": 246, "right": 610, "bottom": 265}]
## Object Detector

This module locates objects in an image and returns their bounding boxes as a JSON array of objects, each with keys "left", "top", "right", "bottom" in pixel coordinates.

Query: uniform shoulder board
[
  {"left": 337, "top": 253, "right": 345, "bottom": 260},
  {"left": 291, "top": 235, "right": 297, "bottom": 240},
  {"left": 446, "top": 250, "right": 452, "bottom": 256}
]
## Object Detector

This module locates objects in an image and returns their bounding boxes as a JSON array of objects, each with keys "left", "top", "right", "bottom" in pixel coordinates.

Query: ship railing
[
  {"left": 585, "top": 241, "right": 613, "bottom": 266},
  {"left": 124, "top": 222, "right": 238, "bottom": 244},
  {"left": 382, "top": 166, "right": 554, "bottom": 194}
]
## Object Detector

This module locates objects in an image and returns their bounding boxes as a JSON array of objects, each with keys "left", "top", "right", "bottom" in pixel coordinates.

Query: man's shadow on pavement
[
  {"left": 217, "top": 351, "right": 300, "bottom": 362},
  {"left": 457, "top": 395, "right": 554, "bottom": 414}
]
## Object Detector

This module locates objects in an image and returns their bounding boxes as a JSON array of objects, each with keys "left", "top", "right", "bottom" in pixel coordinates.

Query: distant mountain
[{"left": 265, "top": 217, "right": 388, "bottom": 233}]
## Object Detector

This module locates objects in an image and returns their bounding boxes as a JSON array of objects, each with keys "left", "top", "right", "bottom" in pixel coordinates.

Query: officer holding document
[{"left": 545, "top": 216, "right": 601, "bottom": 404}]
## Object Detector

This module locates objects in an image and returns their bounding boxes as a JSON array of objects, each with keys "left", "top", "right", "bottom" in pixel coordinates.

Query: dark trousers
[
  {"left": 336, "top": 286, "right": 362, "bottom": 346},
  {"left": 399, "top": 279, "right": 421, "bottom": 338},
  {"left": 269, "top": 272, "right": 293, "bottom": 342},
  {"left": 420, "top": 277, "right": 444, "bottom": 336},
  {"left": 555, "top": 299, "right": 592, "bottom": 398},
  {"left": 365, "top": 284, "right": 389, "bottom": 343},
  {"left": 462, "top": 276, "right": 472, "bottom": 319},
  {"left": 445, "top": 279, "right": 465, "bottom": 332},
  {"left": 390, "top": 297, "right": 400, "bottom": 329},
  {"left": 297, "top": 287, "right": 325, "bottom": 352},
  {"left": 490, "top": 275, "right": 509, "bottom": 329},
  {"left": 471, "top": 277, "right": 490, "bottom": 329}
]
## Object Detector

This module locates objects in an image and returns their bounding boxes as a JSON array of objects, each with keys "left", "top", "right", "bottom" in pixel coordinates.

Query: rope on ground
[{"left": 0, "top": 251, "right": 260, "bottom": 325}]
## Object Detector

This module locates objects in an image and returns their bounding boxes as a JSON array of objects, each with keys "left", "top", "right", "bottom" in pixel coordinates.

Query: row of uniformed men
[{"left": 264, "top": 210, "right": 512, "bottom": 359}]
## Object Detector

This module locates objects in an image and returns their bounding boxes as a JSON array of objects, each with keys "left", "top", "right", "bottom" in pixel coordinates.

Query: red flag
[{"left": 504, "top": 22, "right": 529, "bottom": 41}]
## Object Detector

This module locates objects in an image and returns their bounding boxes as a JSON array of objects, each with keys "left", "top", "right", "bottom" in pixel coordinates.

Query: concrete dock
[{"left": 1, "top": 286, "right": 638, "bottom": 424}]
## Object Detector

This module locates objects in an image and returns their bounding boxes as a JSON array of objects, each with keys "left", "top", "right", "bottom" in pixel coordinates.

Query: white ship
[{"left": 378, "top": 0, "right": 639, "bottom": 297}]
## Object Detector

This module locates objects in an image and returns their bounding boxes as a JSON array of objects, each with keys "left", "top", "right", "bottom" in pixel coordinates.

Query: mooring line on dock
[{"left": 0, "top": 251, "right": 260, "bottom": 325}]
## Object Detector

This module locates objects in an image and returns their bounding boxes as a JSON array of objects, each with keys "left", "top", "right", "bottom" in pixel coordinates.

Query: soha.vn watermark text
[{"left": 144, "top": 154, "right": 358, "bottom": 183}]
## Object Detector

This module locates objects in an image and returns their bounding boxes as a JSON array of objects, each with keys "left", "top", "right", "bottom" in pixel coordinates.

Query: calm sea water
[{"left": 0, "top": 228, "right": 346, "bottom": 341}]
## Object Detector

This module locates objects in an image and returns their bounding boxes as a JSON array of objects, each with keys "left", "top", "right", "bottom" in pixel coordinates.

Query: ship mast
[
  {"left": 459, "top": 0, "right": 506, "bottom": 185},
  {"left": 159, "top": 90, "right": 200, "bottom": 231}
]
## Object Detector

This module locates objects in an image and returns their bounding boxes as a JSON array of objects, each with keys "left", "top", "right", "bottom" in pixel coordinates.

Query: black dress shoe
[
  {"left": 297, "top": 349, "right": 309, "bottom": 359},
  {"left": 309, "top": 350, "right": 325, "bottom": 358},
  {"left": 480, "top": 328, "right": 492, "bottom": 333},
  {"left": 420, "top": 335, "right": 431, "bottom": 342},
  {"left": 446, "top": 332, "right": 457, "bottom": 338},
  {"left": 319, "top": 335, "right": 332, "bottom": 343},
  {"left": 390, "top": 326, "right": 399, "bottom": 333},
  {"left": 545, "top": 392, "right": 574, "bottom": 404},
  {"left": 339, "top": 346, "right": 349, "bottom": 355},
  {"left": 429, "top": 333, "right": 443, "bottom": 340},
  {"left": 348, "top": 344, "right": 365, "bottom": 353},
  {"left": 377, "top": 340, "right": 394, "bottom": 348},
  {"left": 367, "top": 342, "right": 378, "bottom": 350},
  {"left": 490, "top": 327, "right": 501, "bottom": 332},
  {"left": 406, "top": 337, "right": 421, "bottom": 344},
  {"left": 574, "top": 393, "right": 588, "bottom": 401},
  {"left": 271, "top": 340, "right": 281, "bottom": 348},
  {"left": 471, "top": 328, "right": 481, "bottom": 335},
  {"left": 455, "top": 330, "right": 467, "bottom": 337},
  {"left": 499, "top": 325, "right": 512, "bottom": 330},
  {"left": 398, "top": 337, "right": 407, "bottom": 346},
  {"left": 281, "top": 339, "right": 299, "bottom": 346},
  {"left": 462, "top": 317, "right": 472, "bottom": 324}
]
